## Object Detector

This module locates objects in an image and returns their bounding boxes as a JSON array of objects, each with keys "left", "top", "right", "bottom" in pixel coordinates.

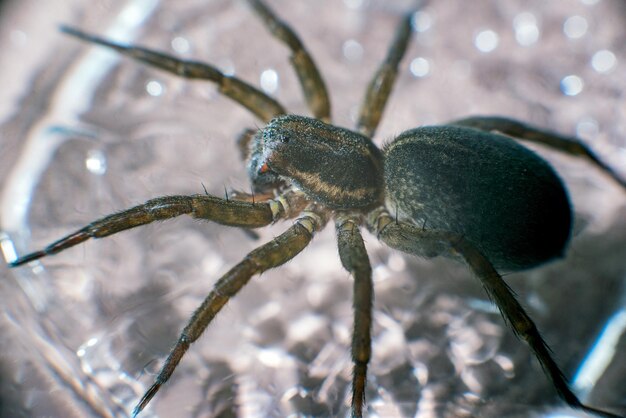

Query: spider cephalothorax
[
  {"left": 254, "top": 115, "right": 385, "bottom": 209},
  {"left": 7, "top": 1, "right": 625, "bottom": 417}
]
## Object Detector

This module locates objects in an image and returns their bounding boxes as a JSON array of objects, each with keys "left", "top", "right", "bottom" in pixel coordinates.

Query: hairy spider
[{"left": 6, "top": 0, "right": 625, "bottom": 417}]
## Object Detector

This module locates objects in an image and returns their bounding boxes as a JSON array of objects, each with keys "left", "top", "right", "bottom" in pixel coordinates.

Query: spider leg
[
  {"left": 8, "top": 191, "right": 307, "bottom": 267},
  {"left": 450, "top": 116, "right": 626, "bottom": 190},
  {"left": 132, "top": 208, "right": 327, "bottom": 417},
  {"left": 336, "top": 215, "right": 373, "bottom": 418},
  {"left": 60, "top": 26, "right": 286, "bottom": 123},
  {"left": 227, "top": 188, "right": 282, "bottom": 241},
  {"left": 246, "top": 0, "right": 331, "bottom": 122},
  {"left": 236, "top": 128, "right": 258, "bottom": 162},
  {"left": 356, "top": 10, "right": 414, "bottom": 138},
  {"left": 367, "top": 209, "right": 622, "bottom": 418}
]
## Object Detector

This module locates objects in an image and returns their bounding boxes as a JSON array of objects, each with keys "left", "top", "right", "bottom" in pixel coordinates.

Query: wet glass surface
[{"left": 1, "top": 0, "right": 626, "bottom": 417}]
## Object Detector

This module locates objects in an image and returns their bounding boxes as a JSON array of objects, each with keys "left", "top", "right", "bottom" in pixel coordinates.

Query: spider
[{"left": 6, "top": 0, "right": 625, "bottom": 417}]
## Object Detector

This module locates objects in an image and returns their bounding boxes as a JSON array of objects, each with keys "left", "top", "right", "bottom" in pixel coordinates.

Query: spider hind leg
[
  {"left": 368, "top": 209, "right": 623, "bottom": 418},
  {"left": 450, "top": 116, "right": 626, "bottom": 190}
]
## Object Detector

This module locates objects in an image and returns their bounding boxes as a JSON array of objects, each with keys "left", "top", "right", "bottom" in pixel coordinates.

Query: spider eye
[
  {"left": 279, "top": 134, "right": 290, "bottom": 143},
  {"left": 258, "top": 162, "right": 271, "bottom": 174}
]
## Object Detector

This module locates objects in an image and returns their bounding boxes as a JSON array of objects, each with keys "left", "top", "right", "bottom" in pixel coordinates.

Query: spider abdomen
[{"left": 384, "top": 125, "right": 572, "bottom": 271}]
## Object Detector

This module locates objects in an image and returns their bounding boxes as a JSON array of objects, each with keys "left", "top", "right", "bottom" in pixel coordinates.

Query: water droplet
[
  {"left": 577, "top": 117, "right": 599, "bottom": 138},
  {"left": 85, "top": 149, "right": 107, "bottom": 175},
  {"left": 513, "top": 12, "right": 539, "bottom": 46},
  {"left": 219, "top": 59, "right": 235, "bottom": 77},
  {"left": 475, "top": 30, "right": 499, "bottom": 53},
  {"left": 591, "top": 49, "right": 616, "bottom": 73},
  {"left": 343, "top": 39, "right": 363, "bottom": 62},
  {"left": 563, "top": 15, "right": 588, "bottom": 39},
  {"left": 171, "top": 36, "right": 190, "bottom": 54},
  {"left": 409, "top": 57, "right": 430, "bottom": 77},
  {"left": 560, "top": 75, "right": 584, "bottom": 96},
  {"left": 260, "top": 68, "right": 279, "bottom": 94},
  {"left": 411, "top": 11, "right": 432, "bottom": 33},
  {"left": 146, "top": 79, "right": 164, "bottom": 96}
]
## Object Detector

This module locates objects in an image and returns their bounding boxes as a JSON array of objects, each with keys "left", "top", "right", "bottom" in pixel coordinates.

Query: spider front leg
[
  {"left": 336, "top": 214, "right": 373, "bottom": 418},
  {"left": 450, "top": 116, "right": 626, "bottom": 190},
  {"left": 368, "top": 209, "right": 623, "bottom": 418},
  {"left": 356, "top": 10, "right": 414, "bottom": 138},
  {"left": 246, "top": 0, "right": 331, "bottom": 122},
  {"left": 59, "top": 26, "right": 286, "bottom": 123},
  {"left": 132, "top": 208, "right": 327, "bottom": 417},
  {"left": 8, "top": 191, "right": 307, "bottom": 267}
]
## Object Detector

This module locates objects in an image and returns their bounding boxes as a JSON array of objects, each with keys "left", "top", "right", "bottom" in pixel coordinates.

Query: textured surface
[{"left": 1, "top": 1, "right": 626, "bottom": 417}]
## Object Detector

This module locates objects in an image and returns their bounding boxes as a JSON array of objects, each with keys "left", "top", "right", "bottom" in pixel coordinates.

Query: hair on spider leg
[
  {"left": 6, "top": 0, "right": 626, "bottom": 417},
  {"left": 251, "top": 187, "right": 256, "bottom": 205}
]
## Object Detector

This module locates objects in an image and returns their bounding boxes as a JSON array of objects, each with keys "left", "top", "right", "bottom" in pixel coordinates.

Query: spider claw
[
  {"left": 132, "top": 382, "right": 161, "bottom": 417},
  {"left": 8, "top": 230, "right": 92, "bottom": 268},
  {"left": 8, "top": 250, "right": 47, "bottom": 267},
  {"left": 351, "top": 362, "right": 367, "bottom": 418},
  {"left": 60, "top": 25, "right": 122, "bottom": 50}
]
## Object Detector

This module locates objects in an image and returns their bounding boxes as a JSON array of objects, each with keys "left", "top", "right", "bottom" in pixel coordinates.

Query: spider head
[
  {"left": 246, "top": 129, "right": 285, "bottom": 193},
  {"left": 249, "top": 115, "right": 385, "bottom": 209}
]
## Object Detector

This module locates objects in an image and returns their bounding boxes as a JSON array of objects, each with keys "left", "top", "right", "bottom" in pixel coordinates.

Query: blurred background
[{"left": 1, "top": 0, "right": 625, "bottom": 417}]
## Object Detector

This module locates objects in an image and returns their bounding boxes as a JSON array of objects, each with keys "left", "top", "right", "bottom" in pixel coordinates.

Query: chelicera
[{"left": 7, "top": 1, "right": 625, "bottom": 417}]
